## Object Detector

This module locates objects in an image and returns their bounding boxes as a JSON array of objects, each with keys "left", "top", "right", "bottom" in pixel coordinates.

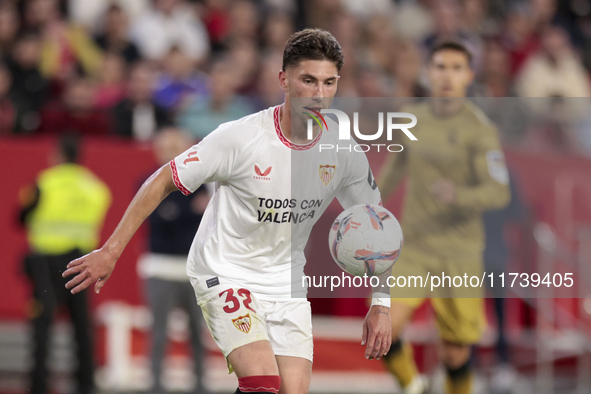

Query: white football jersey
[{"left": 171, "top": 105, "right": 381, "bottom": 304}]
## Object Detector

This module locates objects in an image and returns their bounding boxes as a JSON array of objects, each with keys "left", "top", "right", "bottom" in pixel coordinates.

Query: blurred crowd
[{"left": 1, "top": 0, "right": 591, "bottom": 154}]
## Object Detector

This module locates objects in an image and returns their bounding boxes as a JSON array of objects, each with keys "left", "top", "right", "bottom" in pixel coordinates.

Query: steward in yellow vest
[{"left": 19, "top": 136, "right": 111, "bottom": 394}]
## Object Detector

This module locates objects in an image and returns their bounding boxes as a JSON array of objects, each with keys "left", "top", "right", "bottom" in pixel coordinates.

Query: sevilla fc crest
[
  {"left": 232, "top": 314, "right": 252, "bottom": 334},
  {"left": 319, "top": 165, "right": 336, "bottom": 186}
]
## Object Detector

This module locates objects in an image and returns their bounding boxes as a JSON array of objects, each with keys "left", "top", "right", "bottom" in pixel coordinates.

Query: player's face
[
  {"left": 427, "top": 50, "right": 474, "bottom": 98},
  {"left": 280, "top": 59, "right": 339, "bottom": 119}
]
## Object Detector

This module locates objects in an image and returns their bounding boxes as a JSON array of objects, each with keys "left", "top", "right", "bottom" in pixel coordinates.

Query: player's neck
[
  {"left": 429, "top": 97, "right": 466, "bottom": 118},
  {"left": 279, "top": 103, "right": 320, "bottom": 144}
]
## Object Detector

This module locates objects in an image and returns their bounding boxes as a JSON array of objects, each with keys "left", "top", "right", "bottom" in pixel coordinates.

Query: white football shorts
[{"left": 194, "top": 281, "right": 313, "bottom": 371}]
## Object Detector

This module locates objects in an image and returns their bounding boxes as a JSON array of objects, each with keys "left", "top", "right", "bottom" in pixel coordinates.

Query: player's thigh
[
  {"left": 276, "top": 355, "right": 312, "bottom": 394},
  {"left": 200, "top": 287, "right": 276, "bottom": 375},
  {"left": 390, "top": 246, "right": 437, "bottom": 299},
  {"left": 228, "top": 340, "right": 279, "bottom": 377},
  {"left": 265, "top": 299, "right": 314, "bottom": 363},
  {"left": 431, "top": 297, "right": 485, "bottom": 345},
  {"left": 390, "top": 298, "right": 421, "bottom": 339},
  {"left": 264, "top": 299, "right": 313, "bottom": 393}
]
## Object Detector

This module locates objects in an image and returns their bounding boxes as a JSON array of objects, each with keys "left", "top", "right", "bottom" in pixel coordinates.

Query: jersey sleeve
[
  {"left": 377, "top": 148, "right": 407, "bottom": 202},
  {"left": 170, "top": 125, "right": 239, "bottom": 195},
  {"left": 336, "top": 150, "right": 382, "bottom": 209},
  {"left": 454, "top": 124, "right": 511, "bottom": 211}
]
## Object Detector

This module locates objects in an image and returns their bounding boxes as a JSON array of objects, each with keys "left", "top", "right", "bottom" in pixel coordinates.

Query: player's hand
[
  {"left": 62, "top": 248, "right": 117, "bottom": 294},
  {"left": 361, "top": 305, "right": 392, "bottom": 360},
  {"left": 431, "top": 180, "right": 456, "bottom": 204}
]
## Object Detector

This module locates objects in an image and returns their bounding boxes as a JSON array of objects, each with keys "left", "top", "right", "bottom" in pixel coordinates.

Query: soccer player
[
  {"left": 377, "top": 41, "right": 511, "bottom": 394},
  {"left": 62, "top": 29, "right": 392, "bottom": 394}
]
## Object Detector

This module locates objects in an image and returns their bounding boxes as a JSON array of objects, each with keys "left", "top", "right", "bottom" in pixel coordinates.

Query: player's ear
[{"left": 279, "top": 70, "right": 288, "bottom": 92}]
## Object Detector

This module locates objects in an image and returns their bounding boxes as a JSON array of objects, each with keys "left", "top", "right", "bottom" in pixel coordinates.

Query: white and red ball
[{"left": 328, "top": 204, "right": 403, "bottom": 277}]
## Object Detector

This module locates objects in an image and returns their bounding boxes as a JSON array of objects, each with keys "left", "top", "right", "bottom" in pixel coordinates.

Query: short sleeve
[
  {"left": 454, "top": 123, "right": 510, "bottom": 210},
  {"left": 336, "top": 150, "right": 382, "bottom": 209},
  {"left": 170, "top": 125, "right": 239, "bottom": 195}
]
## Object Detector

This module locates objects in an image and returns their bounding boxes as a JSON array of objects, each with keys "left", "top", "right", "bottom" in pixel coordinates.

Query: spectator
[
  {"left": 304, "top": 0, "right": 344, "bottom": 32},
  {"left": 341, "top": 0, "right": 394, "bottom": 20},
  {"left": 331, "top": 13, "right": 361, "bottom": 97},
  {"left": 0, "top": 3, "right": 19, "bottom": 57},
  {"left": 178, "top": 58, "right": 252, "bottom": 140},
  {"left": 252, "top": 53, "right": 284, "bottom": 110},
  {"left": 262, "top": 11, "right": 295, "bottom": 53},
  {"left": 0, "top": 62, "right": 20, "bottom": 134},
  {"left": 501, "top": 3, "right": 540, "bottom": 77},
  {"left": 229, "top": 41, "right": 260, "bottom": 95},
  {"left": 461, "top": 0, "right": 491, "bottom": 35},
  {"left": 112, "top": 62, "right": 171, "bottom": 140},
  {"left": 355, "top": 65, "right": 389, "bottom": 97},
  {"left": 19, "top": 135, "right": 111, "bottom": 394},
  {"left": 154, "top": 46, "right": 208, "bottom": 111},
  {"left": 38, "top": 77, "right": 111, "bottom": 135},
  {"left": 93, "top": 52, "right": 127, "bottom": 110},
  {"left": 422, "top": 0, "right": 483, "bottom": 70},
  {"left": 94, "top": 4, "right": 142, "bottom": 65},
  {"left": 137, "top": 128, "right": 209, "bottom": 394},
  {"left": 331, "top": 11, "right": 361, "bottom": 59},
  {"left": 69, "top": 0, "right": 149, "bottom": 33},
  {"left": 531, "top": 0, "right": 558, "bottom": 32},
  {"left": 130, "top": 0, "right": 209, "bottom": 64},
  {"left": 226, "top": 0, "right": 260, "bottom": 46},
  {"left": 390, "top": 41, "right": 427, "bottom": 98},
  {"left": 201, "top": 0, "right": 231, "bottom": 53},
  {"left": 24, "top": 0, "right": 103, "bottom": 80},
  {"left": 472, "top": 41, "right": 531, "bottom": 145},
  {"left": 362, "top": 15, "right": 396, "bottom": 72},
  {"left": 516, "top": 25, "right": 591, "bottom": 98},
  {"left": 473, "top": 40, "right": 515, "bottom": 98},
  {"left": 7, "top": 32, "right": 50, "bottom": 133},
  {"left": 393, "top": 0, "right": 433, "bottom": 41}
]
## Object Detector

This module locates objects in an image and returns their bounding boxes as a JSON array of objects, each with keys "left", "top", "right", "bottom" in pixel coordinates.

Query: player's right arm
[
  {"left": 63, "top": 123, "right": 239, "bottom": 294},
  {"left": 376, "top": 147, "right": 407, "bottom": 202},
  {"left": 63, "top": 164, "right": 178, "bottom": 294}
]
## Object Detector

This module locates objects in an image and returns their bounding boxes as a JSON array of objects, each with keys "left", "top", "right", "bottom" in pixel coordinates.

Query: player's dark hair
[
  {"left": 429, "top": 41, "right": 473, "bottom": 68},
  {"left": 282, "top": 28, "right": 344, "bottom": 72},
  {"left": 59, "top": 134, "right": 80, "bottom": 163}
]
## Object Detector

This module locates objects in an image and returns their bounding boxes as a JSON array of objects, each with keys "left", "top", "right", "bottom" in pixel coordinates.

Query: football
[{"left": 328, "top": 204, "right": 403, "bottom": 277}]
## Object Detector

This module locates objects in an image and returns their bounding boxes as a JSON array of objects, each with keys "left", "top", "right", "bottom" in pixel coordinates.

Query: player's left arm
[
  {"left": 362, "top": 269, "right": 392, "bottom": 360},
  {"left": 335, "top": 150, "right": 381, "bottom": 209},
  {"left": 433, "top": 124, "right": 511, "bottom": 211},
  {"left": 336, "top": 151, "right": 392, "bottom": 360}
]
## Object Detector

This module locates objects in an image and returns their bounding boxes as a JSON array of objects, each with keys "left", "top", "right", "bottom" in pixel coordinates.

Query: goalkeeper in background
[{"left": 378, "top": 41, "right": 511, "bottom": 394}]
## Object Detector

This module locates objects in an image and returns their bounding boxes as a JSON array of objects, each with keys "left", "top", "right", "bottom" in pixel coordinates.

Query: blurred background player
[
  {"left": 137, "top": 128, "right": 210, "bottom": 394},
  {"left": 18, "top": 135, "right": 111, "bottom": 394},
  {"left": 377, "top": 41, "right": 511, "bottom": 394}
]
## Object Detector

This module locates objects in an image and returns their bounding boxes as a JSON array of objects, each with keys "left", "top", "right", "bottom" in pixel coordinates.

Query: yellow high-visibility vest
[{"left": 27, "top": 163, "right": 111, "bottom": 255}]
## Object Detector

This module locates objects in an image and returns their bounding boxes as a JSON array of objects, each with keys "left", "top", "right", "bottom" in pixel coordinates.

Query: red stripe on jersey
[
  {"left": 169, "top": 159, "right": 191, "bottom": 196},
  {"left": 274, "top": 105, "right": 322, "bottom": 151}
]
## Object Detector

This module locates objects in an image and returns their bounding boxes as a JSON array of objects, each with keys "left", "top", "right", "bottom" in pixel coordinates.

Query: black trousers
[
  {"left": 145, "top": 277, "right": 206, "bottom": 393},
  {"left": 24, "top": 250, "right": 94, "bottom": 394}
]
